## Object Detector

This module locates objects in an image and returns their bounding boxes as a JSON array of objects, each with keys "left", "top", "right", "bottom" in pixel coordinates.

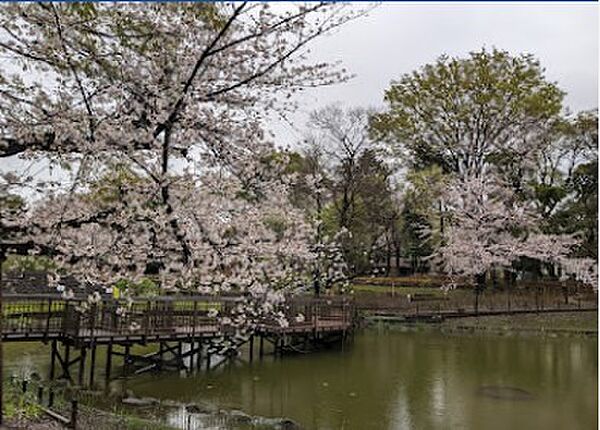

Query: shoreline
[{"left": 366, "top": 311, "right": 598, "bottom": 338}]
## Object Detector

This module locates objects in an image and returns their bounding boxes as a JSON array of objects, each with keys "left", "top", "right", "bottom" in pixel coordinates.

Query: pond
[{"left": 4, "top": 326, "right": 597, "bottom": 430}]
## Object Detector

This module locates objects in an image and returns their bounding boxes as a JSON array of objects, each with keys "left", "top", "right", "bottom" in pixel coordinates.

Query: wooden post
[
  {"left": 249, "top": 335, "right": 254, "bottom": 362},
  {"left": 196, "top": 340, "right": 202, "bottom": 371},
  {"left": 89, "top": 344, "right": 97, "bottom": 387},
  {"left": 105, "top": 342, "right": 113, "bottom": 389},
  {"left": 45, "top": 298, "right": 52, "bottom": 339},
  {"left": 158, "top": 342, "right": 164, "bottom": 370},
  {"left": 259, "top": 336, "right": 264, "bottom": 359},
  {"left": 70, "top": 399, "right": 78, "bottom": 429},
  {"left": 177, "top": 342, "right": 183, "bottom": 369},
  {"left": 189, "top": 340, "right": 194, "bottom": 371},
  {"left": 124, "top": 344, "right": 131, "bottom": 376},
  {"left": 50, "top": 340, "right": 57, "bottom": 380},
  {"left": 145, "top": 301, "right": 150, "bottom": 338},
  {"left": 192, "top": 301, "right": 197, "bottom": 339},
  {"left": 64, "top": 343, "right": 71, "bottom": 380},
  {"left": 78, "top": 347, "right": 87, "bottom": 386}
]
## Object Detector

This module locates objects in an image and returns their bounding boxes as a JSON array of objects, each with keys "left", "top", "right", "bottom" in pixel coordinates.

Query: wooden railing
[
  {"left": 355, "top": 287, "right": 597, "bottom": 317},
  {"left": 2, "top": 294, "right": 355, "bottom": 341}
]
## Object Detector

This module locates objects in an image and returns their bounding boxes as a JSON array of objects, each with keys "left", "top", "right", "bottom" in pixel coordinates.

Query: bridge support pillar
[
  {"left": 196, "top": 340, "right": 202, "bottom": 371},
  {"left": 49, "top": 340, "right": 57, "bottom": 380},
  {"left": 63, "top": 343, "right": 70, "bottom": 379},
  {"left": 177, "top": 342, "right": 183, "bottom": 370},
  {"left": 105, "top": 342, "right": 113, "bottom": 389},
  {"left": 78, "top": 346, "right": 86, "bottom": 386},
  {"left": 249, "top": 335, "right": 254, "bottom": 362},
  {"left": 158, "top": 342, "right": 164, "bottom": 370},
  {"left": 123, "top": 344, "right": 131, "bottom": 376},
  {"left": 89, "top": 344, "right": 97, "bottom": 388},
  {"left": 189, "top": 340, "right": 194, "bottom": 372}
]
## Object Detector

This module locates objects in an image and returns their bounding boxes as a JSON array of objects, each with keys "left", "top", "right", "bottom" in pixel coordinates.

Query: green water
[{"left": 4, "top": 327, "right": 598, "bottom": 430}]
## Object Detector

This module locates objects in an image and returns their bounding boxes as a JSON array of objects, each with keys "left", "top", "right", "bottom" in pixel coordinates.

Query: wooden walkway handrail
[{"left": 1, "top": 294, "right": 356, "bottom": 342}]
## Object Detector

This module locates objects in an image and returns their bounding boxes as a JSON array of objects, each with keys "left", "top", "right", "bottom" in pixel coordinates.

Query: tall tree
[
  {"left": 306, "top": 105, "right": 373, "bottom": 230},
  {"left": 370, "top": 48, "right": 564, "bottom": 179},
  {"left": 300, "top": 105, "right": 400, "bottom": 275}
]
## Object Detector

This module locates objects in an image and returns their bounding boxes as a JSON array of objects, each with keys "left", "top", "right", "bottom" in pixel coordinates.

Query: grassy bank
[{"left": 2, "top": 381, "right": 179, "bottom": 430}]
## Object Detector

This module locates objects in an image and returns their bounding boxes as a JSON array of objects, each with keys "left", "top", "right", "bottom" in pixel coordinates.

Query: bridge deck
[{"left": 1, "top": 294, "right": 355, "bottom": 343}]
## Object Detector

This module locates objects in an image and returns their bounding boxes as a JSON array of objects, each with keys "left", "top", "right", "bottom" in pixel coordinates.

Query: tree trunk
[
  {"left": 490, "top": 267, "right": 498, "bottom": 290},
  {"left": 385, "top": 241, "right": 391, "bottom": 277},
  {"left": 474, "top": 272, "right": 486, "bottom": 313},
  {"left": 503, "top": 268, "right": 512, "bottom": 290}
]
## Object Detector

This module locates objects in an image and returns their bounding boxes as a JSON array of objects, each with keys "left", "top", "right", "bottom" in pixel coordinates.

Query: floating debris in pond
[{"left": 477, "top": 385, "right": 535, "bottom": 401}]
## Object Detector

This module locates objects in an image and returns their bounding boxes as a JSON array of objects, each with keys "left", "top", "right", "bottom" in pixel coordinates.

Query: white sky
[{"left": 272, "top": 2, "right": 599, "bottom": 146}]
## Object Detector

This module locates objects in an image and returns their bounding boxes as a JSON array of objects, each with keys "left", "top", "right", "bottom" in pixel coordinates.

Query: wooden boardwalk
[
  {"left": 1, "top": 294, "right": 355, "bottom": 343},
  {"left": 1, "top": 294, "right": 355, "bottom": 386}
]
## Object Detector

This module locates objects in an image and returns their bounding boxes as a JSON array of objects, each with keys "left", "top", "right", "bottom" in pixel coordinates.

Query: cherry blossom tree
[
  {"left": 437, "top": 173, "right": 596, "bottom": 293},
  {"left": 0, "top": 1, "right": 373, "bottom": 351},
  {"left": 0, "top": 3, "right": 367, "bottom": 280},
  {"left": 0, "top": 6, "right": 369, "bottom": 416}
]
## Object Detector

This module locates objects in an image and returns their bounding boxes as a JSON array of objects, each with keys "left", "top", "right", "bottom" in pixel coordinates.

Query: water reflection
[{"left": 4, "top": 327, "right": 597, "bottom": 430}]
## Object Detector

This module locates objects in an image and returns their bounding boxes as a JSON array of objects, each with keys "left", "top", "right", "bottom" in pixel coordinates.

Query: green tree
[
  {"left": 370, "top": 48, "right": 564, "bottom": 178},
  {"left": 532, "top": 110, "right": 598, "bottom": 259},
  {"left": 398, "top": 166, "right": 446, "bottom": 272}
]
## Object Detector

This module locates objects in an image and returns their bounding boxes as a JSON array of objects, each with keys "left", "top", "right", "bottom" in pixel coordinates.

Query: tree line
[
  {"left": 287, "top": 49, "right": 597, "bottom": 291},
  {"left": 0, "top": 5, "right": 596, "bottom": 297}
]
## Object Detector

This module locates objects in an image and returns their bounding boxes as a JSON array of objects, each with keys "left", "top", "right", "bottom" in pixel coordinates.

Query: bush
[{"left": 114, "top": 278, "right": 160, "bottom": 297}]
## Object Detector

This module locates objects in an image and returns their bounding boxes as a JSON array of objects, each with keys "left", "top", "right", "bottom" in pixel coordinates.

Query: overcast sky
[{"left": 273, "top": 2, "right": 598, "bottom": 146}]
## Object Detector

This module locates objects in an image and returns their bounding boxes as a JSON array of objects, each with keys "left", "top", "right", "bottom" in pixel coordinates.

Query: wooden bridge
[{"left": 1, "top": 294, "right": 355, "bottom": 387}]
